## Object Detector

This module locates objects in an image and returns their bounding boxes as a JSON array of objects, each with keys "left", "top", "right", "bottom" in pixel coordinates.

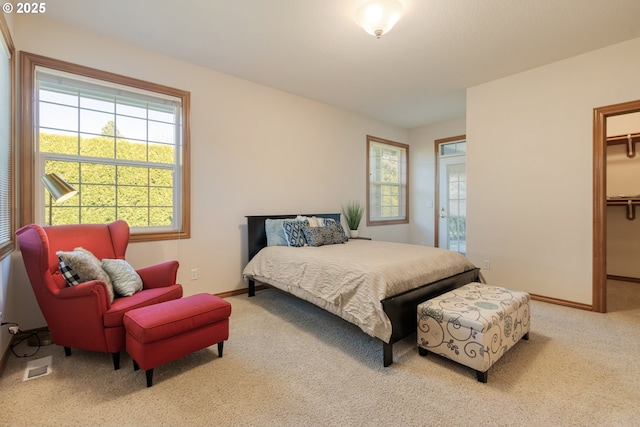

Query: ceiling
[{"left": 38, "top": 0, "right": 640, "bottom": 129}]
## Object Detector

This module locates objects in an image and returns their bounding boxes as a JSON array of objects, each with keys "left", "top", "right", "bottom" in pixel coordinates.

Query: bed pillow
[
  {"left": 296, "top": 215, "right": 322, "bottom": 227},
  {"left": 302, "top": 225, "right": 346, "bottom": 247},
  {"left": 56, "top": 247, "right": 115, "bottom": 303},
  {"left": 282, "top": 219, "right": 309, "bottom": 247},
  {"left": 101, "top": 259, "right": 143, "bottom": 297},
  {"left": 265, "top": 219, "right": 289, "bottom": 246},
  {"left": 322, "top": 218, "right": 349, "bottom": 243}
]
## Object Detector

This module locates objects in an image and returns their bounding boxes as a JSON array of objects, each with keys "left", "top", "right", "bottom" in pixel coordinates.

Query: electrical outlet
[
  {"left": 190, "top": 268, "right": 198, "bottom": 280},
  {"left": 483, "top": 260, "right": 491, "bottom": 270}
]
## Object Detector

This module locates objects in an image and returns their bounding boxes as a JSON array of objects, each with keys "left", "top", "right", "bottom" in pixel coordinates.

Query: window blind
[
  {"left": 0, "top": 34, "right": 11, "bottom": 252},
  {"left": 35, "top": 68, "right": 182, "bottom": 108}
]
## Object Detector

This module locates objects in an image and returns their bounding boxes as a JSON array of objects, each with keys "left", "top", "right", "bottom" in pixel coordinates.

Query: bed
[{"left": 243, "top": 213, "right": 480, "bottom": 366}]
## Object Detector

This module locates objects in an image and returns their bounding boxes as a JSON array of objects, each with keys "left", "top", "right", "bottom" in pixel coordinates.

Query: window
[
  {"left": 366, "top": 135, "right": 409, "bottom": 225},
  {"left": 439, "top": 140, "right": 466, "bottom": 156},
  {"left": 0, "top": 15, "right": 14, "bottom": 259},
  {"left": 20, "top": 52, "right": 190, "bottom": 241}
]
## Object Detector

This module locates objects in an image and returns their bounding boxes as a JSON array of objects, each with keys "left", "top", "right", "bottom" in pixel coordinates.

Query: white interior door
[{"left": 437, "top": 152, "right": 467, "bottom": 255}]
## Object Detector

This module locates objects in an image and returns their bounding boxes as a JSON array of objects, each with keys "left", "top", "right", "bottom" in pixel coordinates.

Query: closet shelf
[
  {"left": 607, "top": 196, "right": 640, "bottom": 220},
  {"left": 607, "top": 133, "right": 640, "bottom": 158}
]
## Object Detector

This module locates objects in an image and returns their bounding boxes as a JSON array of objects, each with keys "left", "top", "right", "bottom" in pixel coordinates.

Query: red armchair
[{"left": 16, "top": 220, "right": 183, "bottom": 370}]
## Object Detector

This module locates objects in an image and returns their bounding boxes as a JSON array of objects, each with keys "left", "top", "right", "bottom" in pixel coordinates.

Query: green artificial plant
[{"left": 342, "top": 200, "right": 364, "bottom": 231}]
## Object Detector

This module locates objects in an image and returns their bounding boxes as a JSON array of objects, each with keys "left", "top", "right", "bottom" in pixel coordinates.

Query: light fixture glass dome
[{"left": 355, "top": 0, "right": 404, "bottom": 39}]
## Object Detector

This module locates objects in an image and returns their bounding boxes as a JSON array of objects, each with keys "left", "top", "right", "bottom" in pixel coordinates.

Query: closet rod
[
  {"left": 607, "top": 197, "right": 640, "bottom": 220},
  {"left": 607, "top": 132, "right": 640, "bottom": 158}
]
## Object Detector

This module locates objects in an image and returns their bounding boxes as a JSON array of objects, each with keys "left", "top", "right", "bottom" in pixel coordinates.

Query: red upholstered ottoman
[{"left": 123, "top": 293, "right": 231, "bottom": 387}]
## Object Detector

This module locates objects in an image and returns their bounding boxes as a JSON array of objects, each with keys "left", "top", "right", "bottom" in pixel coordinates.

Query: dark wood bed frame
[{"left": 245, "top": 214, "right": 480, "bottom": 367}]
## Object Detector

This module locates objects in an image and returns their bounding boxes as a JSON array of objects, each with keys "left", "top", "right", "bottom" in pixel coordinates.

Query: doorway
[
  {"left": 435, "top": 135, "right": 466, "bottom": 254},
  {"left": 593, "top": 100, "right": 640, "bottom": 313}
]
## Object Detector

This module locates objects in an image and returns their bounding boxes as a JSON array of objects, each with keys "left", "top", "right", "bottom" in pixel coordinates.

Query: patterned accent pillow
[
  {"left": 296, "top": 215, "right": 323, "bottom": 227},
  {"left": 302, "top": 225, "right": 346, "bottom": 247},
  {"left": 101, "top": 259, "right": 143, "bottom": 297},
  {"left": 282, "top": 219, "right": 309, "bottom": 247},
  {"left": 322, "top": 218, "right": 349, "bottom": 243},
  {"left": 56, "top": 247, "right": 115, "bottom": 303},
  {"left": 58, "top": 256, "right": 82, "bottom": 286}
]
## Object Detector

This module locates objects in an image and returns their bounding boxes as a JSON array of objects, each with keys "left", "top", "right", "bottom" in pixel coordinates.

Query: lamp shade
[
  {"left": 42, "top": 173, "right": 78, "bottom": 203},
  {"left": 355, "top": 0, "right": 404, "bottom": 38}
]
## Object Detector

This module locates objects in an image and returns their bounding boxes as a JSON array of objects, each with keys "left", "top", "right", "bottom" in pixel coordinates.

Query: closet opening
[{"left": 593, "top": 99, "right": 640, "bottom": 313}]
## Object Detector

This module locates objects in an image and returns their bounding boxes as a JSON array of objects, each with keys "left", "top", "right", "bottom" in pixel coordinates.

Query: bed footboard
[{"left": 380, "top": 268, "right": 480, "bottom": 366}]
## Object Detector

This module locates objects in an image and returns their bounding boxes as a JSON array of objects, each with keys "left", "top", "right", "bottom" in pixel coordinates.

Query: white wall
[
  {"left": 467, "top": 37, "right": 640, "bottom": 305},
  {"left": 408, "top": 118, "right": 466, "bottom": 246},
  {"left": 606, "top": 112, "right": 640, "bottom": 278},
  {"left": 4, "top": 15, "right": 409, "bottom": 333}
]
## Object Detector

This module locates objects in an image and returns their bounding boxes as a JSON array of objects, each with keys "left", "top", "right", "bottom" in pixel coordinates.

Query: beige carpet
[{"left": 0, "top": 281, "right": 638, "bottom": 427}]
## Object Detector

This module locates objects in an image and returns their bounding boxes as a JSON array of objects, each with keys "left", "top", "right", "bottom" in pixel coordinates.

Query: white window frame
[
  {"left": 20, "top": 52, "right": 190, "bottom": 241},
  {"left": 366, "top": 135, "right": 409, "bottom": 226}
]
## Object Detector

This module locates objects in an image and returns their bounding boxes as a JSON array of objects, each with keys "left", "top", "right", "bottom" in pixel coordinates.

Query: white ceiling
[{"left": 39, "top": 0, "right": 640, "bottom": 128}]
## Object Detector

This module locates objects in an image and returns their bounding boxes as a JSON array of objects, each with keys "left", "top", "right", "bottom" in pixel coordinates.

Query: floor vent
[{"left": 23, "top": 356, "right": 52, "bottom": 381}]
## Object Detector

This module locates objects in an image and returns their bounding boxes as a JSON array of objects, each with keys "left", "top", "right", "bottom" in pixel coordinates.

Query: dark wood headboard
[{"left": 246, "top": 213, "right": 341, "bottom": 261}]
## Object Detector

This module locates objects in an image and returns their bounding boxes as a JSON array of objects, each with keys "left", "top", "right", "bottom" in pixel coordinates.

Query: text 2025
[{"left": 17, "top": 3, "right": 46, "bottom": 13}]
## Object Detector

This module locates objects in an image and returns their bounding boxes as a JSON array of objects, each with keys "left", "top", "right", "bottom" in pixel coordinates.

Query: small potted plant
[{"left": 342, "top": 200, "right": 364, "bottom": 238}]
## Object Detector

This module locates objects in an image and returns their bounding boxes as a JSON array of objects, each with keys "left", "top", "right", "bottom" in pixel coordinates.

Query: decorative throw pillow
[
  {"left": 265, "top": 218, "right": 289, "bottom": 246},
  {"left": 322, "top": 218, "right": 349, "bottom": 243},
  {"left": 282, "top": 219, "right": 309, "bottom": 247},
  {"left": 296, "top": 215, "right": 322, "bottom": 227},
  {"left": 58, "top": 256, "right": 82, "bottom": 286},
  {"left": 302, "top": 225, "right": 346, "bottom": 247},
  {"left": 101, "top": 259, "right": 143, "bottom": 297},
  {"left": 56, "top": 248, "right": 115, "bottom": 303}
]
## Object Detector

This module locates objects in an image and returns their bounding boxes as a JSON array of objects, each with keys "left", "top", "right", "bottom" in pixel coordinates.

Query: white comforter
[{"left": 242, "top": 240, "right": 476, "bottom": 342}]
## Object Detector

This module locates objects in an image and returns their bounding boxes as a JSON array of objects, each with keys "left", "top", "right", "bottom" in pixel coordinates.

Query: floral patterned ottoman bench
[{"left": 417, "top": 282, "right": 530, "bottom": 382}]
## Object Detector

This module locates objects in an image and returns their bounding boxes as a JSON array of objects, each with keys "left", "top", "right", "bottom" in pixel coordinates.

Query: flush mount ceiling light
[{"left": 355, "top": 0, "right": 404, "bottom": 39}]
